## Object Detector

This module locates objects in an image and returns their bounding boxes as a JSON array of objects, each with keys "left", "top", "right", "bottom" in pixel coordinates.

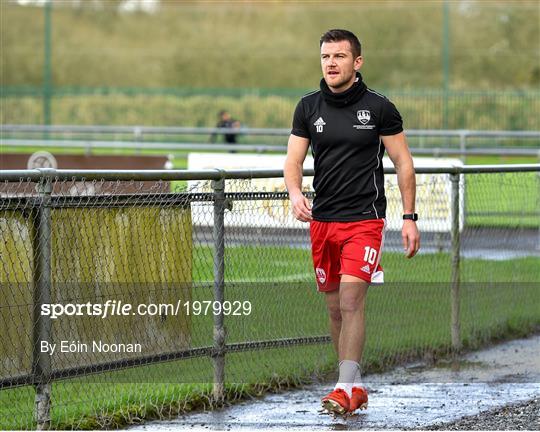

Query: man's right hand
[{"left": 290, "top": 192, "right": 313, "bottom": 222}]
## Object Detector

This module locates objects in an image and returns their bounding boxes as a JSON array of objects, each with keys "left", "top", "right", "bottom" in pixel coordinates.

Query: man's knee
[
  {"left": 339, "top": 278, "right": 368, "bottom": 314},
  {"left": 325, "top": 291, "right": 342, "bottom": 323},
  {"left": 327, "top": 305, "right": 342, "bottom": 323},
  {"left": 339, "top": 294, "right": 366, "bottom": 314}
]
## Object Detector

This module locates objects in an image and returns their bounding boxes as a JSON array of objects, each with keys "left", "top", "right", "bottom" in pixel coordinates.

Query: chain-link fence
[
  {"left": 3, "top": 87, "right": 540, "bottom": 133},
  {"left": 1, "top": 165, "right": 539, "bottom": 429}
]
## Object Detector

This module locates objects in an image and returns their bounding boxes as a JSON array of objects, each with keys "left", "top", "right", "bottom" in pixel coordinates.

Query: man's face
[{"left": 320, "top": 40, "right": 363, "bottom": 92}]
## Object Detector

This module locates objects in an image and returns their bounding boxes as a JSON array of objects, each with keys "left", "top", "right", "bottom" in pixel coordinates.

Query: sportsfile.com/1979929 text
[{"left": 40, "top": 300, "right": 252, "bottom": 319}]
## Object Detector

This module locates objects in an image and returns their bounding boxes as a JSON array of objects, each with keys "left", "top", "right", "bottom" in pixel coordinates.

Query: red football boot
[
  {"left": 321, "top": 388, "right": 350, "bottom": 415},
  {"left": 349, "top": 386, "right": 368, "bottom": 412}
]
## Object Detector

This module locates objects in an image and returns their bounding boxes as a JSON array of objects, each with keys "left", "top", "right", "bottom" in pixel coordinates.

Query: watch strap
[{"left": 403, "top": 213, "right": 418, "bottom": 221}]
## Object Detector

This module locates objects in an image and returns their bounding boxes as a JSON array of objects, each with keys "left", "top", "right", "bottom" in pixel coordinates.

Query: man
[
  {"left": 284, "top": 29, "right": 420, "bottom": 416},
  {"left": 211, "top": 110, "right": 241, "bottom": 148}
]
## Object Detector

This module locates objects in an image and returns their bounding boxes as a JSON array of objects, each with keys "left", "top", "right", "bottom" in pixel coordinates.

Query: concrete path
[{"left": 131, "top": 334, "right": 540, "bottom": 430}]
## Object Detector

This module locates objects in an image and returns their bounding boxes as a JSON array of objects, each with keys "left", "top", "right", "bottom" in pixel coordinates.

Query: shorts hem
[
  {"left": 316, "top": 281, "right": 341, "bottom": 293},
  {"left": 339, "top": 271, "right": 372, "bottom": 284}
]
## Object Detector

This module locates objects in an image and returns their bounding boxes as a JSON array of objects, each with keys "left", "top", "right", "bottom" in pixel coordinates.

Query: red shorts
[{"left": 309, "top": 219, "right": 386, "bottom": 292}]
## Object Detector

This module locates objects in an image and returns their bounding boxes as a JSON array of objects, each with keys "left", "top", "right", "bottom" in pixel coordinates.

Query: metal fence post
[
  {"left": 460, "top": 133, "right": 468, "bottom": 225},
  {"left": 211, "top": 176, "right": 226, "bottom": 402},
  {"left": 536, "top": 153, "right": 540, "bottom": 251},
  {"left": 32, "top": 173, "right": 53, "bottom": 430},
  {"left": 450, "top": 173, "right": 461, "bottom": 353},
  {"left": 459, "top": 132, "right": 467, "bottom": 162},
  {"left": 134, "top": 126, "right": 143, "bottom": 155}
]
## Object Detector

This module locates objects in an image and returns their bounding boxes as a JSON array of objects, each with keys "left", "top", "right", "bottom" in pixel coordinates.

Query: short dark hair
[{"left": 320, "top": 29, "right": 362, "bottom": 58}]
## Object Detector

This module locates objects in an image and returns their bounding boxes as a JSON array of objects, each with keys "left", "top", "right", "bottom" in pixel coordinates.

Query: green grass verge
[
  {"left": 1, "top": 246, "right": 538, "bottom": 429},
  {"left": 465, "top": 171, "right": 539, "bottom": 228}
]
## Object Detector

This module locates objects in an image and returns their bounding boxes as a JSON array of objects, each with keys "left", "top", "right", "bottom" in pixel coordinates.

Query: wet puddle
[{"left": 131, "top": 335, "right": 540, "bottom": 430}]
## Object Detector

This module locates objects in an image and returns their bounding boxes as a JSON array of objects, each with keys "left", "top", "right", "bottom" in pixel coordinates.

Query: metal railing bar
[
  {"left": 2, "top": 125, "right": 540, "bottom": 139},
  {"left": 0, "top": 336, "right": 331, "bottom": 390},
  {"left": 2, "top": 138, "right": 539, "bottom": 157},
  {"left": 1, "top": 165, "right": 539, "bottom": 182}
]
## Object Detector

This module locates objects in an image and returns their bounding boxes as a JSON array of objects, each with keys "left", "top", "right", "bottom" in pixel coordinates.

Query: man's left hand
[{"left": 402, "top": 220, "right": 420, "bottom": 258}]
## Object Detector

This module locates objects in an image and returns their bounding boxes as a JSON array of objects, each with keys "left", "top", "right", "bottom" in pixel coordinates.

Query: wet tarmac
[{"left": 131, "top": 335, "right": 540, "bottom": 430}]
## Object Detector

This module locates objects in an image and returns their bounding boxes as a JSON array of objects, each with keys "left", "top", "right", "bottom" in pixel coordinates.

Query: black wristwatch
[{"left": 403, "top": 213, "right": 419, "bottom": 221}]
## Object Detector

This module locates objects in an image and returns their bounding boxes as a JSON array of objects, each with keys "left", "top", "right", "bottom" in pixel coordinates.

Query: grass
[
  {"left": 1, "top": 245, "right": 538, "bottom": 429},
  {"left": 2, "top": 2, "right": 539, "bottom": 89},
  {"left": 1, "top": 2, "right": 539, "bottom": 130},
  {"left": 466, "top": 171, "right": 540, "bottom": 227},
  {"left": 465, "top": 156, "right": 539, "bottom": 165}
]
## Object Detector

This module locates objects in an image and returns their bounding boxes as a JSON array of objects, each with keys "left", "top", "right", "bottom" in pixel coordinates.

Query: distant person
[{"left": 211, "top": 110, "right": 241, "bottom": 147}]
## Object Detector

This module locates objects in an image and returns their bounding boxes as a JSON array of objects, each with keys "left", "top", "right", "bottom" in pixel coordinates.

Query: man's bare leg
[
  {"left": 321, "top": 275, "right": 370, "bottom": 413},
  {"left": 339, "top": 274, "right": 369, "bottom": 363},
  {"left": 324, "top": 276, "right": 369, "bottom": 362},
  {"left": 330, "top": 274, "right": 369, "bottom": 398},
  {"left": 324, "top": 290, "right": 341, "bottom": 355}
]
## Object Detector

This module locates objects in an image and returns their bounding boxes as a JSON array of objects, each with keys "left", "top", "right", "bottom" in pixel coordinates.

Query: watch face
[{"left": 404, "top": 213, "right": 418, "bottom": 221}]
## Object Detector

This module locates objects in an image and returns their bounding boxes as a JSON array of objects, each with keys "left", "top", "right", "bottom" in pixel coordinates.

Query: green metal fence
[{"left": 2, "top": 87, "right": 540, "bottom": 132}]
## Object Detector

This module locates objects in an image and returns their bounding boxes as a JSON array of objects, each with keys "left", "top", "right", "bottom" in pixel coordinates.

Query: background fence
[
  {"left": 2, "top": 87, "right": 540, "bottom": 133},
  {"left": 2, "top": 125, "right": 540, "bottom": 159},
  {"left": 1, "top": 165, "right": 539, "bottom": 429}
]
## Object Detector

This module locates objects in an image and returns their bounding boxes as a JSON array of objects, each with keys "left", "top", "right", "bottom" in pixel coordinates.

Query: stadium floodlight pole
[
  {"left": 442, "top": 0, "right": 451, "bottom": 130},
  {"left": 43, "top": 0, "right": 52, "bottom": 130},
  {"left": 211, "top": 175, "right": 226, "bottom": 402},
  {"left": 32, "top": 174, "right": 53, "bottom": 430}
]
